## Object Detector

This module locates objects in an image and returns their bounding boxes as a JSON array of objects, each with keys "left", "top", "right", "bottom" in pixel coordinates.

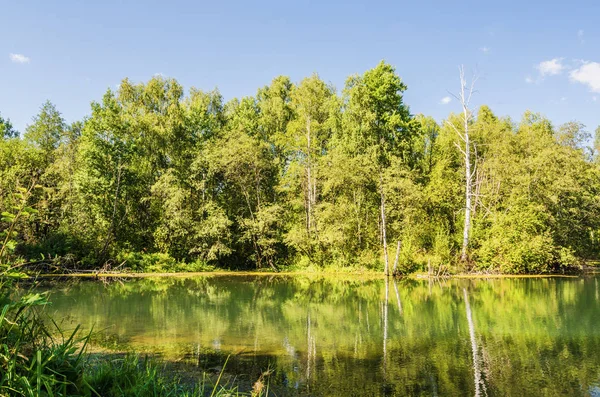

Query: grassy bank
[
  {"left": 9, "top": 244, "right": 591, "bottom": 278},
  {"left": 29, "top": 256, "right": 594, "bottom": 280}
]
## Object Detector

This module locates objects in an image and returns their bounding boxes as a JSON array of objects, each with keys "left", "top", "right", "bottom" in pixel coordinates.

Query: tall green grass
[
  {"left": 0, "top": 275, "right": 90, "bottom": 395},
  {"left": 86, "top": 354, "right": 266, "bottom": 397}
]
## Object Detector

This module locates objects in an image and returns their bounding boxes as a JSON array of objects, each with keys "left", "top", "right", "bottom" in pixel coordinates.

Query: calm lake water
[{"left": 36, "top": 275, "right": 600, "bottom": 396}]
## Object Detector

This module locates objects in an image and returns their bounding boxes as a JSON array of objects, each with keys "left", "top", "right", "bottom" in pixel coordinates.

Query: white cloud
[
  {"left": 480, "top": 46, "right": 490, "bottom": 53},
  {"left": 569, "top": 62, "right": 600, "bottom": 92},
  {"left": 525, "top": 76, "right": 534, "bottom": 84},
  {"left": 537, "top": 58, "right": 565, "bottom": 77},
  {"left": 593, "top": 96, "right": 597, "bottom": 102},
  {"left": 440, "top": 96, "right": 452, "bottom": 105},
  {"left": 9, "top": 53, "right": 30, "bottom": 63}
]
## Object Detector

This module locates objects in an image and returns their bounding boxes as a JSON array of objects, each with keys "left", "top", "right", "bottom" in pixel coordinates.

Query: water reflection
[
  {"left": 35, "top": 275, "right": 600, "bottom": 396},
  {"left": 464, "top": 288, "right": 486, "bottom": 397}
]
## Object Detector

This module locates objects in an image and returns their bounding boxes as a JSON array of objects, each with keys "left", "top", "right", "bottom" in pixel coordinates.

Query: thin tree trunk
[
  {"left": 446, "top": 66, "right": 477, "bottom": 264},
  {"left": 306, "top": 115, "right": 312, "bottom": 234},
  {"left": 242, "top": 190, "right": 263, "bottom": 269},
  {"left": 312, "top": 173, "right": 317, "bottom": 234},
  {"left": 380, "top": 175, "right": 389, "bottom": 276},
  {"left": 67, "top": 144, "right": 76, "bottom": 217},
  {"left": 472, "top": 168, "right": 482, "bottom": 220},
  {"left": 100, "top": 160, "right": 122, "bottom": 261},
  {"left": 461, "top": 109, "right": 472, "bottom": 262},
  {"left": 354, "top": 191, "right": 362, "bottom": 247}
]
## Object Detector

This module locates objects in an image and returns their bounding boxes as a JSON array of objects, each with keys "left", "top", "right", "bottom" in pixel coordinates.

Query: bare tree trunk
[
  {"left": 446, "top": 66, "right": 477, "bottom": 263},
  {"left": 462, "top": 117, "right": 472, "bottom": 263},
  {"left": 243, "top": 190, "right": 267, "bottom": 270},
  {"left": 312, "top": 173, "right": 317, "bottom": 235},
  {"left": 380, "top": 175, "right": 389, "bottom": 276},
  {"left": 306, "top": 115, "right": 312, "bottom": 234},
  {"left": 354, "top": 191, "right": 362, "bottom": 247},
  {"left": 472, "top": 168, "right": 483, "bottom": 220},
  {"left": 100, "top": 160, "right": 122, "bottom": 261}
]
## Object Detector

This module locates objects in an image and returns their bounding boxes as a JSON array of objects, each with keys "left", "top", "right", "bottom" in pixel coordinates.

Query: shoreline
[{"left": 28, "top": 269, "right": 592, "bottom": 280}]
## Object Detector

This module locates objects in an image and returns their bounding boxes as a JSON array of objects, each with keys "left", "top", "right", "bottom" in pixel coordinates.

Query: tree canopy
[{"left": 1, "top": 62, "right": 599, "bottom": 274}]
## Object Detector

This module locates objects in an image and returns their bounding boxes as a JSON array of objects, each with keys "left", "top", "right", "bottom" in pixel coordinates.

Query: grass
[
  {"left": 0, "top": 279, "right": 90, "bottom": 395},
  {"left": 86, "top": 354, "right": 245, "bottom": 397}
]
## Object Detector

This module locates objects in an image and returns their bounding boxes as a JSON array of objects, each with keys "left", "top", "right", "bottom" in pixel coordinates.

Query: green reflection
[{"left": 36, "top": 276, "right": 600, "bottom": 396}]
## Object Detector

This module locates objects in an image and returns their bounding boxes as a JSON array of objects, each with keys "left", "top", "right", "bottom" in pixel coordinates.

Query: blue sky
[{"left": 1, "top": 0, "right": 599, "bottom": 134}]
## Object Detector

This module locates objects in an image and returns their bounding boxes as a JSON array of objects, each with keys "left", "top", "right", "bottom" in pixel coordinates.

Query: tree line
[{"left": 1, "top": 61, "right": 599, "bottom": 274}]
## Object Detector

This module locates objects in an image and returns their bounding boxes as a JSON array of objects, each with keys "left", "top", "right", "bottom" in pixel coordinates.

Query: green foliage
[
  {"left": 0, "top": 112, "right": 18, "bottom": 139},
  {"left": 86, "top": 354, "right": 267, "bottom": 397},
  {"left": 116, "top": 251, "right": 214, "bottom": 273},
  {"left": 86, "top": 355, "right": 191, "bottom": 397},
  {"left": 24, "top": 101, "right": 67, "bottom": 164},
  {"left": 475, "top": 202, "right": 556, "bottom": 273},
  {"left": 0, "top": 182, "right": 39, "bottom": 265},
  {"left": 1, "top": 64, "right": 599, "bottom": 274}
]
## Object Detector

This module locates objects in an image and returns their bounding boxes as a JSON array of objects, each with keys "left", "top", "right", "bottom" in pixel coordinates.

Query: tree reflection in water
[{"left": 35, "top": 275, "right": 600, "bottom": 396}]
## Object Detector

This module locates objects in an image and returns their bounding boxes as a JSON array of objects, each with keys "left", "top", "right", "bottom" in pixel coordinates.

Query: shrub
[{"left": 474, "top": 203, "right": 556, "bottom": 274}]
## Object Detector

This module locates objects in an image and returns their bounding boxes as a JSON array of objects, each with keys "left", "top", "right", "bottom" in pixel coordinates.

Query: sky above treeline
[{"left": 1, "top": 0, "right": 599, "bottom": 134}]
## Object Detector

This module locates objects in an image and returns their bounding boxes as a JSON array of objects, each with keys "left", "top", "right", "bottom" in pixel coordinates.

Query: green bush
[
  {"left": 116, "top": 251, "right": 215, "bottom": 273},
  {"left": 474, "top": 203, "right": 556, "bottom": 274}
]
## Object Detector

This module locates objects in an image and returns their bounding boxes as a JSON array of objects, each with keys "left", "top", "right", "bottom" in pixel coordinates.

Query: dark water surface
[{"left": 35, "top": 275, "right": 600, "bottom": 396}]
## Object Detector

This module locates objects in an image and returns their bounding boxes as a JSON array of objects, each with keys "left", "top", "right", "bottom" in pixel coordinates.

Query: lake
[{"left": 35, "top": 275, "right": 600, "bottom": 396}]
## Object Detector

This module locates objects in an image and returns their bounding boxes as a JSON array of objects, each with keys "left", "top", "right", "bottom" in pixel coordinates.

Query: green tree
[
  {"left": 282, "top": 74, "right": 337, "bottom": 261},
  {"left": 0, "top": 113, "right": 18, "bottom": 139},
  {"left": 206, "top": 128, "right": 282, "bottom": 269},
  {"left": 24, "top": 101, "right": 66, "bottom": 163},
  {"left": 339, "top": 61, "right": 415, "bottom": 274}
]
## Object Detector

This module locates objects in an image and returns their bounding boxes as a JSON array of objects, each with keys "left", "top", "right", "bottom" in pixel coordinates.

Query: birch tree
[
  {"left": 284, "top": 75, "right": 335, "bottom": 255},
  {"left": 342, "top": 61, "right": 414, "bottom": 275}
]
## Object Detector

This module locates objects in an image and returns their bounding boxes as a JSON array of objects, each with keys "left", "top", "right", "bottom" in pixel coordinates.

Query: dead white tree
[{"left": 446, "top": 66, "right": 478, "bottom": 262}]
